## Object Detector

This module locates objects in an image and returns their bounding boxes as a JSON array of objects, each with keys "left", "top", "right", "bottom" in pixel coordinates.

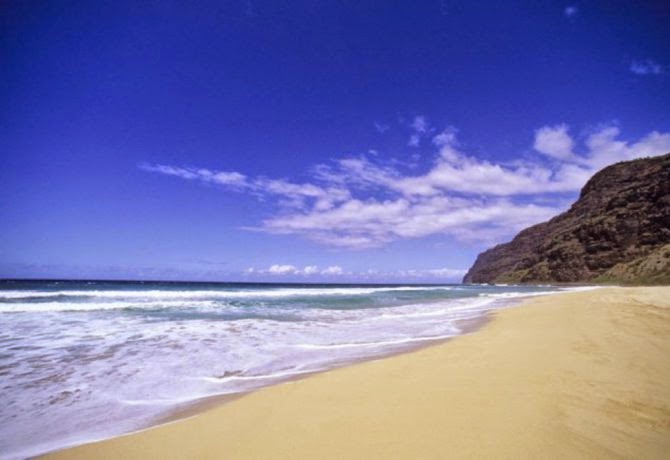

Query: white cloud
[
  {"left": 268, "top": 264, "right": 298, "bottom": 275},
  {"left": 303, "top": 265, "right": 319, "bottom": 275},
  {"left": 260, "top": 124, "right": 669, "bottom": 247},
  {"left": 408, "top": 134, "right": 421, "bottom": 147},
  {"left": 142, "top": 123, "right": 670, "bottom": 249},
  {"left": 262, "top": 196, "right": 560, "bottom": 249},
  {"left": 321, "top": 265, "right": 343, "bottom": 275},
  {"left": 251, "top": 264, "right": 346, "bottom": 276},
  {"left": 564, "top": 5, "right": 578, "bottom": 17},
  {"left": 584, "top": 126, "right": 670, "bottom": 169},
  {"left": 260, "top": 264, "right": 325, "bottom": 275},
  {"left": 630, "top": 59, "right": 665, "bottom": 76},
  {"left": 533, "top": 124, "right": 575, "bottom": 160}
]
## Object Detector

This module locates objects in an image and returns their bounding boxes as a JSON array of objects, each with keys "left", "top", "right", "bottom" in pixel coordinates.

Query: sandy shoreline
[{"left": 45, "top": 287, "right": 670, "bottom": 459}]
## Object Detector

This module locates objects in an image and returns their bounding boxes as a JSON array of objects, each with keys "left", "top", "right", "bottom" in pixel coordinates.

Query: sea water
[{"left": 0, "top": 280, "right": 583, "bottom": 458}]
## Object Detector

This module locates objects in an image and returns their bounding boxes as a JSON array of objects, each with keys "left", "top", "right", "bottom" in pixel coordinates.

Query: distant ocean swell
[{"left": 0, "top": 281, "right": 590, "bottom": 459}]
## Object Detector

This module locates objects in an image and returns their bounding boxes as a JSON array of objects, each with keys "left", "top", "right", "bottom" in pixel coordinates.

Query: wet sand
[{"left": 45, "top": 287, "right": 670, "bottom": 459}]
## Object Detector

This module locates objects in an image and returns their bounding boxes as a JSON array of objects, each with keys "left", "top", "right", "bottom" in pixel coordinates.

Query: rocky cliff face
[{"left": 463, "top": 154, "right": 670, "bottom": 284}]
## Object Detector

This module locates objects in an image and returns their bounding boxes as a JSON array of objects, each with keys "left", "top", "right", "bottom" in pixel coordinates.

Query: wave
[
  {"left": 378, "top": 300, "right": 494, "bottom": 319},
  {"left": 478, "top": 290, "right": 561, "bottom": 299},
  {"left": 0, "top": 300, "right": 218, "bottom": 313},
  {"left": 0, "top": 286, "right": 591, "bottom": 313},
  {"left": 478, "top": 286, "right": 600, "bottom": 299},
  {"left": 0, "top": 286, "right": 455, "bottom": 301},
  {"left": 293, "top": 332, "right": 459, "bottom": 350},
  {"left": 200, "top": 367, "right": 322, "bottom": 385}
]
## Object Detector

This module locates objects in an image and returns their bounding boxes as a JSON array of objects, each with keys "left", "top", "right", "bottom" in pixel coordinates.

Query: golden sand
[{"left": 46, "top": 287, "right": 670, "bottom": 459}]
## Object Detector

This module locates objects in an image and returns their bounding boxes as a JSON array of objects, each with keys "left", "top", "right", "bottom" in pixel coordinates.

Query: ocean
[{"left": 0, "top": 279, "right": 582, "bottom": 458}]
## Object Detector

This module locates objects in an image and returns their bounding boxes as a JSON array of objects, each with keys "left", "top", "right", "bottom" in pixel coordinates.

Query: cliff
[{"left": 463, "top": 154, "right": 670, "bottom": 284}]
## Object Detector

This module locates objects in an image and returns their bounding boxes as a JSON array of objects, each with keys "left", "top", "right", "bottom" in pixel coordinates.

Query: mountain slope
[{"left": 463, "top": 154, "right": 670, "bottom": 284}]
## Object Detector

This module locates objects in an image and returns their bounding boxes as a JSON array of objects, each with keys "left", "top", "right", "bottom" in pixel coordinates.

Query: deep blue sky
[{"left": 2, "top": 1, "right": 669, "bottom": 282}]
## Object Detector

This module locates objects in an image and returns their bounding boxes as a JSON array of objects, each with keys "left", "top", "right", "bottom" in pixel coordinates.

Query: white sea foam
[
  {"left": 478, "top": 290, "right": 560, "bottom": 299},
  {"left": 0, "top": 285, "right": 454, "bottom": 301},
  {"left": 199, "top": 367, "right": 323, "bottom": 385},
  {"left": 0, "top": 300, "right": 221, "bottom": 313},
  {"left": 478, "top": 286, "right": 599, "bottom": 299},
  {"left": 293, "top": 333, "right": 459, "bottom": 350}
]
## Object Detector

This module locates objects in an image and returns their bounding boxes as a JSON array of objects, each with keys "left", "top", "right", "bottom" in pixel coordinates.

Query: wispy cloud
[
  {"left": 407, "top": 115, "right": 432, "bottom": 147},
  {"left": 629, "top": 59, "right": 666, "bottom": 76},
  {"left": 141, "top": 123, "right": 670, "bottom": 249},
  {"left": 139, "top": 163, "right": 249, "bottom": 188},
  {"left": 411, "top": 115, "right": 428, "bottom": 133},
  {"left": 140, "top": 163, "right": 351, "bottom": 211},
  {"left": 408, "top": 134, "right": 421, "bottom": 147},
  {"left": 374, "top": 121, "right": 390, "bottom": 133}
]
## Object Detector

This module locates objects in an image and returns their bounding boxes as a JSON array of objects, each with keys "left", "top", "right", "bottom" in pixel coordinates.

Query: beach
[
  {"left": 44, "top": 286, "right": 670, "bottom": 459},
  {"left": 2, "top": 281, "right": 562, "bottom": 458}
]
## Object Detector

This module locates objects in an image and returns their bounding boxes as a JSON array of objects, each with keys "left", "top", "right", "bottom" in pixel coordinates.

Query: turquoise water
[{"left": 0, "top": 280, "right": 579, "bottom": 458}]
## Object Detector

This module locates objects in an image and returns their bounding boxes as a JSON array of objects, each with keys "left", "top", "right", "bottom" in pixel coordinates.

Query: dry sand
[{"left": 46, "top": 287, "right": 670, "bottom": 459}]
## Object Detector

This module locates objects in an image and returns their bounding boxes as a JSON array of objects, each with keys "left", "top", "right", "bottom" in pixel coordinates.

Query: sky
[{"left": 1, "top": 1, "right": 669, "bottom": 283}]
